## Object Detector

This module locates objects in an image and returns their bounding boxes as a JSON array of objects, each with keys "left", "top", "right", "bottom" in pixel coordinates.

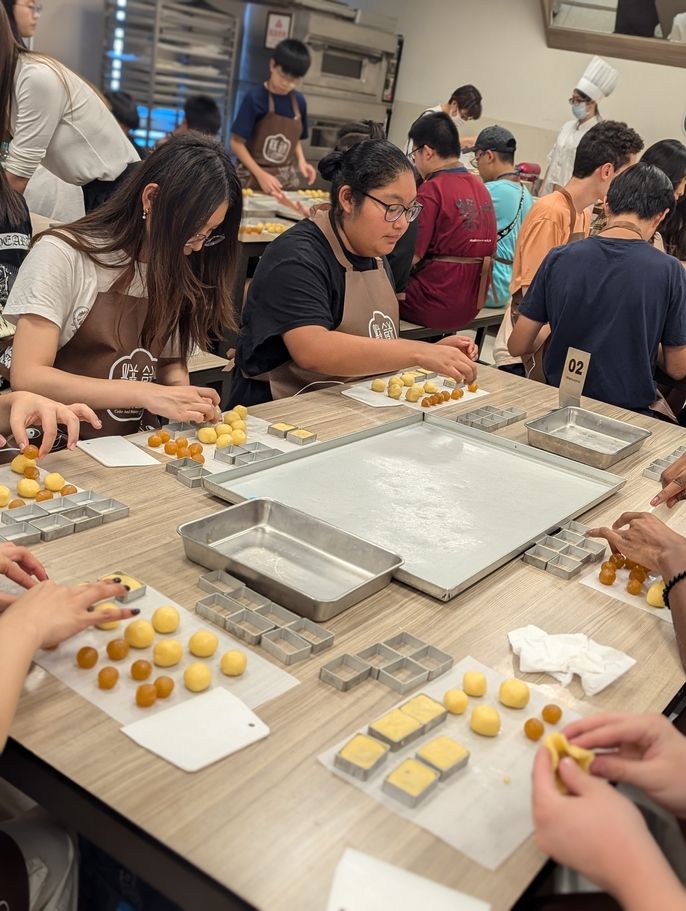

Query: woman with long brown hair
[
  {"left": 0, "top": 3, "right": 138, "bottom": 211},
  {"left": 3, "top": 133, "right": 242, "bottom": 437}
]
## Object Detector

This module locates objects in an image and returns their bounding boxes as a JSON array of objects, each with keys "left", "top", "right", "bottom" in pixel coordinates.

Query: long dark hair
[
  {"left": 0, "top": 162, "right": 29, "bottom": 229},
  {"left": 40, "top": 134, "right": 242, "bottom": 356},
  {"left": 662, "top": 195, "right": 686, "bottom": 260},
  {"left": 0, "top": 0, "right": 23, "bottom": 43},
  {"left": 642, "top": 139, "right": 686, "bottom": 192},
  {"left": 318, "top": 139, "right": 414, "bottom": 218}
]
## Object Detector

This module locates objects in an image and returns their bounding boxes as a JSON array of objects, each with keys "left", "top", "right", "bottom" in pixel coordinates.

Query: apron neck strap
[
  {"left": 311, "top": 208, "right": 380, "bottom": 272},
  {"left": 554, "top": 185, "right": 581, "bottom": 239},
  {"left": 598, "top": 220, "right": 646, "bottom": 241}
]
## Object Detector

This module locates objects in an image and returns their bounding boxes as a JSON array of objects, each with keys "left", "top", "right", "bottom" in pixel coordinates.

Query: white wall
[
  {"left": 34, "top": 0, "right": 103, "bottom": 83},
  {"left": 361, "top": 0, "right": 686, "bottom": 165}
]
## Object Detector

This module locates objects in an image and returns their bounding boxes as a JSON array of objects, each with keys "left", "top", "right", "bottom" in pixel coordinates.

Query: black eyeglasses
[
  {"left": 408, "top": 144, "right": 426, "bottom": 163},
  {"left": 360, "top": 191, "right": 423, "bottom": 224},
  {"left": 185, "top": 230, "right": 225, "bottom": 248}
]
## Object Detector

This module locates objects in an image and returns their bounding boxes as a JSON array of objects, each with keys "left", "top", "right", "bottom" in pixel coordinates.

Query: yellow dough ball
[
  {"left": 153, "top": 639, "right": 183, "bottom": 667},
  {"left": 231, "top": 419, "right": 246, "bottom": 432},
  {"left": 184, "top": 662, "right": 211, "bottom": 692},
  {"left": 124, "top": 619, "right": 155, "bottom": 649},
  {"left": 470, "top": 705, "right": 501, "bottom": 737},
  {"left": 646, "top": 580, "right": 666, "bottom": 608},
  {"left": 10, "top": 455, "right": 36, "bottom": 475},
  {"left": 152, "top": 605, "right": 180, "bottom": 634},
  {"left": 94, "top": 602, "right": 120, "bottom": 630},
  {"left": 0, "top": 485, "right": 10, "bottom": 507},
  {"left": 220, "top": 650, "right": 247, "bottom": 677},
  {"left": 387, "top": 386, "right": 402, "bottom": 400},
  {"left": 197, "top": 427, "right": 218, "bottom": 445},
  {"left": 443, "top": 689, "right": 469, "bottom": 714},
  {"left": 231, "top": 429, "right": 247, "bottom": 445},
  {"left": 215, "top": 434, "right": 232, "bottom": 449},
  {"left": 223, "top": 410, "right": 240, "bottom": 425},
  {"left": 370, "top": 378, "right": 386, "bottom": 393},
  {"left": 16, "top": 478, "right": 40, "bottom": 499},
  {"left": 189, "top": 630, "right": 218, "bottom": 658},
  {"left": 388, "top": 376, "right": 402, "bottom": 387},
  {"left": 499, "top": 678, "right": 530, "bottom": 709},
  {"left": 405, "top": 384, "right": 423, "bottom": 403},
  {"left": 214, "top": 423, "right": 232, "bottom": 437},
  {"left": 44, "top": 472, "right": 66, "bottom": 492},
  {"left": 463, "top": 671, "right": 487, "bottom": 697},
  {"left": 234, "top": 405, "right": 248, "bottom": 419},
  {"left": 423, "top": 381, "right": 439, "bottom": 394},
  {"left": 401, "top": 372, "right": 416, "bottom": 386}
]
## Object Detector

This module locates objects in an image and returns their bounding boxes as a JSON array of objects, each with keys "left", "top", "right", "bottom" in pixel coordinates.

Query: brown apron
[
  {"left": 237, "top": 91, "right": 302, "bottom": 191},
  {"left": 511, "top": 185, "right": 586, "bottom": 381},
  {"left": 597, "top": 221, "right": 677, "bottom": 422},
  {"left": 267, "top": 208, "right": 399, "bottom": 399},
  {"left": 420, "top": 253, "right": 494, "bottom": 312},
  {"left": 53, "top": 273, "right": 166, "bottom": 437}
]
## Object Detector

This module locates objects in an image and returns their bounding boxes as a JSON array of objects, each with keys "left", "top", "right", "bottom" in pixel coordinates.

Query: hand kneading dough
[
  {"left": 124, "top": 619, "right": 155, "bottom": 648},
  {"left": 499, "top": 678, "right": 530, "bottom": 709},
  {"left": 470, "top": 705, "right": 501, "bottom": 737},
  {"left": 184, "top": 662, "right": 212, "bottom": 692},
  {"left": 443, "top": 689, "right": 468, "bottom": 714},
  {"left": 189, "top": 630, "right": 218, "bottom": 658},
  {"left": 545, "top": 732, "right": 594, "bottom": 792},
  {"left": 463, "top": 671, "right": 487, "bottom": 697},
  {"left": 152, "top": 605, "right": 180, "bottom": 633},
  {"left": 153, "top": 639, "right": 183, "bottom": 667}
]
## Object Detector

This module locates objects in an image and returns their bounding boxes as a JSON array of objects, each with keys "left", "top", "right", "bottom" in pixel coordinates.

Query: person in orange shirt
[{"left": 493, "top": 120, "right": 643, "bottom": 377}]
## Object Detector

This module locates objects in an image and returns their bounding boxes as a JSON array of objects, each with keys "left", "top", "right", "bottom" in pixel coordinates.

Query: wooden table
[
  {"left": 3, "top": 366, "right": 686, "bottom": 911},
  {"left": 400, "top": 307, "right": 508, "bottom": 355}
]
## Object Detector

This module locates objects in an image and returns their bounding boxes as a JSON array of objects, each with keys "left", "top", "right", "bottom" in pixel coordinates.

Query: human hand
[
  {"left": 3, "top": 391, "right": 101, "bottom": 455},
  {"left": 2, "top": 580, "right": 137, "bottom": 650},
  {"left": 652, "top": 453, "right": 686, "bottom": 507},
  {"left": 257, "top": 169, "right": 284, "bottom": 197},
  {"left": 300, "top": 161, "right": 317, "bottom": 186},
  {"left": 532, "top": 746, "right": 654, "bottom": 895},
  {"left": 143, "top": 383, "right": 220, "bottom": 424},
  {"left": 563, "top": 713, "right": 686, "bottom": 819},
  {"left": 438, "top": 334, "right": 478, "bottom": 361},
  {"left": 0, "top": 542, "right": 48, "bottom": 610},
  {"left": 416, "top": 340, "right": 478, "bottom": 384},
  {"left": 586, "top": 511, "right": 686, "bottom": 573}
]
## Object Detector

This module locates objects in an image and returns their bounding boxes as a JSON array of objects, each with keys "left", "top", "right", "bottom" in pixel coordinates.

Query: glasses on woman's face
[
  {"left": 14, "top": 2, "right": 43, "bottom": 14},
  {"left": 568, "top": 95, "right": 587, "bottom": 106},
  {"left": 185, "top": 230, "right": 225, "bottom": 248},
  {"left": 360, "top": 191, "right": 422, "bottom": 224}
]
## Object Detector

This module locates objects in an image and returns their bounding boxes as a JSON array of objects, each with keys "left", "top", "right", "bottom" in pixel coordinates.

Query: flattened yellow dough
[
  {"left": 400, "top": 694, "right": 446, "bottom": 726},
  {"left": 338, "top": 734, "right": 389, "bottom": 770},
  {"left": 417, "top": 736, "right": 469, "bottom": 773},
  {"left": 545, "top": 732, "right": 594, "bottom": 792},
  {"left": 386, "top": 758, "right": 438, "bottom": 797},
  {"left": 646, "top": 580, "right": 666, "bottom": 608},
  {"left": 369, "top": 709, "right": 422, "bottom": 744}
]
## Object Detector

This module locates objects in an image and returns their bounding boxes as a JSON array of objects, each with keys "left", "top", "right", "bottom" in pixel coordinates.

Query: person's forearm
[
  {"left": 295, "top": 142, "right": 307, "bottom": 168},
  {"left": 287, "top": 334, "right": 442, "bottom": 377},
  {"left": 0, "top": 613, "right": 40, "bottom": 751},
  {"left": 658, "top": 543, "right": 686, "bottom": 672},
  {"left": 614, "top": 840, "right": 686, "bottom": 911},
  {"left": 11, "top": 364, "right": 157, "bottom": 410},
  {"left": 5, "top": 171, "right": 29, "bottom": 194},
  {"left": 157, "top": 360, "right": 189, "bottom": 386},
  {"left": 230, "top": 137, "right": 261, "bottom": 180}
]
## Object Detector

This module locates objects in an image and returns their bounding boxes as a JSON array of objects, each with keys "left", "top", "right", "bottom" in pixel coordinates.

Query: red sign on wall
[{"left": 265, "top": 12, "right": 292, "bottom": 49}]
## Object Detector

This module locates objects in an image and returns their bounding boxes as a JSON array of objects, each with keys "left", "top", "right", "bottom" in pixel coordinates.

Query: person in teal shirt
[{"left": 469, "top": 126, "right": 533, "bottom": 308}]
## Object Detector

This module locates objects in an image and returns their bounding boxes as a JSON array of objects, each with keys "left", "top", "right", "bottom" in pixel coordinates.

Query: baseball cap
[{"left": 465, "top": 126, "right": 517, "bottom": 154}]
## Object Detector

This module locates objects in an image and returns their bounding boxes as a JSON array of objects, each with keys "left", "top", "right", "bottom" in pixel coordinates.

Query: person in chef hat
[{"left": 539, "top": 56, "right": 619, "bottom": 196}]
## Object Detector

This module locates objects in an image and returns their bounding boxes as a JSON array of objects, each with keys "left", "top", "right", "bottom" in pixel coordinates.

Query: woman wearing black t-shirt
[{"left": 230, "top": 139, "right": 478, "bottom": 406}]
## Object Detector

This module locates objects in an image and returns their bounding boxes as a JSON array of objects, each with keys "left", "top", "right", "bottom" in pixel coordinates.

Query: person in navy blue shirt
[
  {"left": 508, "top": 162, "right": 686, "bottom": 419},
  {"left": 230, "top": 39, "right": 316, "bottom": 198}
]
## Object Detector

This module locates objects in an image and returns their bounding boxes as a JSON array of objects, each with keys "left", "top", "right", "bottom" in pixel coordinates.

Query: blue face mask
[{"left": 571, "top": 102, "right": 588, "bottom": 121}]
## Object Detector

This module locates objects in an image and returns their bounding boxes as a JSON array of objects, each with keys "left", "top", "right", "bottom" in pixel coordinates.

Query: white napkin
[{"left": 508, "top": 624, "right": 635, "bottom": 695}]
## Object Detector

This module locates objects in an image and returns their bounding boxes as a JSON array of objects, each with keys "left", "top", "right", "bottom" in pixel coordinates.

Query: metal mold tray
[
  {"left": 235, "top": 452, "right": 277, "bottom": 467},
  {"left": 319, "top": 654, "right": 371, "bottom": 691},
  {"left": 242, "top": 442, "right": 274, "bottom": 454},
  {"left": 526, "top": 407, "right": 651, "bottom": 469},
  {"left": 29, "top": 514, "right": 75, "bottom": 541},
  {"left": 546, "top": 553, "right": 583, "bottom": 580},
  {"left": 38, "top": 498, "right": 76, "bottom": 515},
  {"left": 177, "top": 466, "right": 210, "bottom": 488},
  {"left": 522, "top": 544, "right": 559, "bottom": 570},
  {"left": 287, "top": 616, "right": 335, "bottom": 653},
  {"left": 178, "top": 499, "right": 403, "bottom": 622},
  {"left": 224, "top": 608, "right": 275, "bottom": 645},
  {"left": 230, "top": 587, "right": 271, "bottom": 611},
  {"left": 61, "top": 506, "right": 103, "bottom": 532},
  {"left": 382, "top": 632, "right": 426, "bottom": 657},
  {"left": 198, "top": 570, "right": 244, "bottom": 596},
  {"left": 200, "top": 413, "right": 624, "bottom": 602},
  {"left": 214, "top": 446, "right": 248, "bottom": 465},
  {"left": 166, "top": 457, "right": 196, "bottom": 476},
  {"left": 377, "top": 657, "right": 429, "bottom": 694},
  {"left": 260, "top": 627, "right": 312, "bottom": 665},
  {"left": 0, "top": 521, "right": 41, "bottom": 545},
  {"left": 60, "top": 491, "right": 106, "bottom": 508},
  {"left": 162, "top": 421, "right": 197, "bottom": 439},
  {"left": 195, "top": 593, "right": 241, "bottom": 628},
  {"left": 356, "top": 643, "right": 402, "bottom": 678},
  {"left": 2, "top": 504, "right": 48, "bottom": 523},
  {"left": 255, "top": 602, "right": 300, "bottom": 628},
  {"left": 88, "top": 498, "right": 129, "bottom": 523},
  {"left": 410, "top": 645, "right": 454, "bottom": 680}
]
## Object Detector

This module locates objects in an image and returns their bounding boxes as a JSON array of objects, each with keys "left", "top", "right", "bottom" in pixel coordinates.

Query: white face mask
[{"left": 571, "top": 102, "right": 588, "bottom": 121}]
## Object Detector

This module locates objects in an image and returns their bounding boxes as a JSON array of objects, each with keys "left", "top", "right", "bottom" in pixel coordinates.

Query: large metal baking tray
[
  {"left": 177, "top": 499, "right": 403, "bottom": 622},
  {"left": 526, "top": 407, "right": 651, "bottom": 469},
  {"left": 201, "top": 414, "right": 624, "bottom": 602}
]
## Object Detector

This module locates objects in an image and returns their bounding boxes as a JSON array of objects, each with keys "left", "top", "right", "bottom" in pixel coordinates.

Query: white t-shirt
[
  {"left": 540, "top": 116, "right": 600, "bottom": 196},
  {"left": 24, "top": 165, "right": 85, "bottom": 223},
  {"left": 8, "top": 56, "right": 139, "bottom": 185}
]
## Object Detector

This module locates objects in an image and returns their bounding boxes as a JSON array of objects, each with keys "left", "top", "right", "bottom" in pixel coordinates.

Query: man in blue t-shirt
[
  {"left": 468, "top": 126, "right": 534, "bottom": 309},
  {"left": 508, "top": 162, "right": 686, "bottom": 417},
  {"left": 230, "top": 39, "right": 316, "bottom": 197}
]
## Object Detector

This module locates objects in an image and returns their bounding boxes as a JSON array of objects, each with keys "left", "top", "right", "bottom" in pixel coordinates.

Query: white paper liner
[
  {"left": 341, "top": 374, "right": 488, "bottom": 411},
  {"left": 580, "top": 564, "right": 672, "bottom": 625},
  {"left": 318, "top": 657, "right": 583, "bottom": 871}
]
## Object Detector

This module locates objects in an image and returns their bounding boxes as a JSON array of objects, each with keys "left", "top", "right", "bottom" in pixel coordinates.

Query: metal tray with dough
[{"left": 202, "top": 414, "right": 624, "bottom": 601}]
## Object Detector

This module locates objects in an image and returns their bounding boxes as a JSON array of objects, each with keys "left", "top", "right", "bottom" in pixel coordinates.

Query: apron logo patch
[
  {"left": 262, "top": 133, "right": 292, "bottom": 164},
  {"left": 107, "top": 347, "right": 157, "bottom": 422},
  {"left": 72, "top": 306, "right": 90, "bottom": 332},
  {"left": 368, "top": 310, "right": 397, "bottom": 340}
]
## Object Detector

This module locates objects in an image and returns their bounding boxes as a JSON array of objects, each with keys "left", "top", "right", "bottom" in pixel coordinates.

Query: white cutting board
[{"left": 122, "top": 688, "right": 269, "bottom": 771}]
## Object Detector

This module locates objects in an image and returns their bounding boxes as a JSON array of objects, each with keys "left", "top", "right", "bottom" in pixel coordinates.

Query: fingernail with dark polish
[{"left": 131, "top": 608, "right": 141, "bottom": 615}]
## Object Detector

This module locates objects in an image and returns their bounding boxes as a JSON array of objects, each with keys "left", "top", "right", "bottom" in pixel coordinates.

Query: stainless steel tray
[
  {"left": 177, "top": 499, "right": 403, "bottom": 622},
  {"left": 526, "top": 407, "right": 651, "bottom": 469},
  {"left": 200, "top": 414, "right": 625, "bottom": 602}
]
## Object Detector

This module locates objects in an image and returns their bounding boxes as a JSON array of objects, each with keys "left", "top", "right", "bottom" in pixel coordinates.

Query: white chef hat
[{"left": 575, "top": 56, "right": 619, "bottom": 102}]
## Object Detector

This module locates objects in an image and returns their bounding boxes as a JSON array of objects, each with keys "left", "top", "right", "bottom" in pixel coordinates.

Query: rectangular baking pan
[
  {"left": 178, "top": 499, "right": 403, "bottom": 622},
  {"left": 526, "top": 407, "right": 651, "bottom": 470}
]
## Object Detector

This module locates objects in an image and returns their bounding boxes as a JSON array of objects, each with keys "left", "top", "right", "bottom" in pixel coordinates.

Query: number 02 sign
[{"left": 559, "top": 347, "right": 591, "bottom": 407}]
